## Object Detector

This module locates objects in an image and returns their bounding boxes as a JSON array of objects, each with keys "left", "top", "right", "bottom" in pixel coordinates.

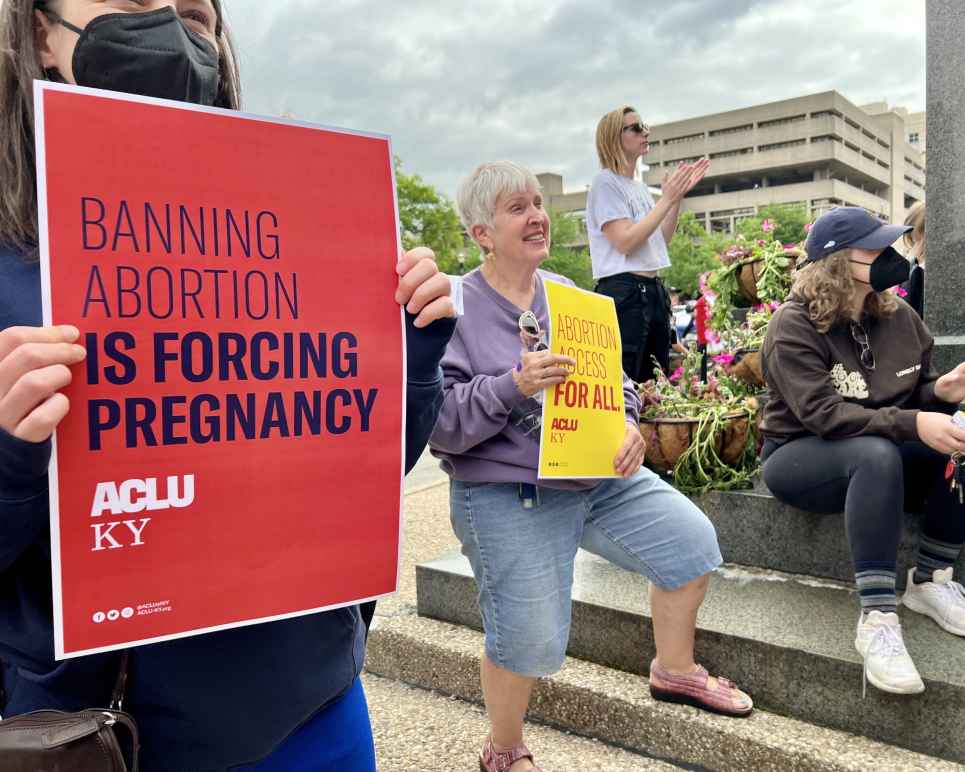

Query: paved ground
[
  {"left": 370, "top": 460, "right": 674, "bottom": 771},
  {"left": 403, "top": 447, "right": 448, "bottom": 493},
  {"left": 364, "top": 671, "right": 679, "bottom": 772}
]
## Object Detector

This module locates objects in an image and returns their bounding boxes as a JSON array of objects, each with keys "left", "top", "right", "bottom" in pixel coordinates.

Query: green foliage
[
  {"left": 543, "top": 211, "right": 594, "bottom": 290},
  {"left": 735, "top": 203, "right": 809, "bottom": 246},
  {"left": 394, "top": 157, "right": 466, "bottom": 273},
  {"left": 663, "top": 212, "right": 728, "bottom": 297}
]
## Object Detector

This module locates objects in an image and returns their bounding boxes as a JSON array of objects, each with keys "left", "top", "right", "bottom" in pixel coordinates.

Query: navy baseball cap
[{"left": 805, "top": 207, "right": 911, "bottom": 262}]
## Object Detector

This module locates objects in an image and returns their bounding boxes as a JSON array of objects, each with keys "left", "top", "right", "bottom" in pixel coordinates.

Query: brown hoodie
[{"left": 760, "top": 298, "right": 952, "bottom": 443}]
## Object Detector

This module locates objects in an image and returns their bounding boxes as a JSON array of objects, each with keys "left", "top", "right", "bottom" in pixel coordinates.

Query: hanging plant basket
[
  {"left": 727, "top": 347, "right": 765, "bottom": 388},
  {"left": 736, "top": 259, "right": 767, "bottom": 304},
  {"left": 735, "top": 249, "right": 798, "bottom": 305},
  {"left": 641, "top": 411, "right": 750, "bottom": 473}
]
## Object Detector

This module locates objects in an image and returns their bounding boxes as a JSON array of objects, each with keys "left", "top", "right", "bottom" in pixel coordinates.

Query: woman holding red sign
[{"left": 0, "top": 1, "right": 455, "bottom": 770}]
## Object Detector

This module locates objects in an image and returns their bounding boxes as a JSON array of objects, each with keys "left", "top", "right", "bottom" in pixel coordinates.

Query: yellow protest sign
[{"left": 538, "top": 280, "right": 626, "bottom": 479}]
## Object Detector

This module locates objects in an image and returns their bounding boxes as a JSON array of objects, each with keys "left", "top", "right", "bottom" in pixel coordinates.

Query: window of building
[
  {"left": 758, "top": 139, "right": 807, "bottom": 152},
  {"left": 708, "top": 123, "right": 753, "bottom": 137},
  {"left": 665, "top": 132, "right": 704, "bottom": 145},
  {"left": 844, "top": 141, "right": 860, "bottom": 153},
  {"left": 811, "top": 134, "right": 842, "bottom": 145},
  {"left": 710, "top": 207, "right": 755, "bottom": 218},
  {"left": 877, "top": 138, "right": 891, "bottom": 149},
  {"left": 757, "top": 114, "right": 807, "bottom": 128},
  {"left": 709, "top": 147, "right": 754, "bottom": 159},
  {"left": 909, "top": 132, "right": 920, "bottom": 144},
  {"left": 811, "top": 109, "right": 844, "bottom": 120}
]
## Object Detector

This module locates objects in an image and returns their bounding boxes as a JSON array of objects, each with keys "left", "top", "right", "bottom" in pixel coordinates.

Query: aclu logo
[
  {"left": 92, "top": 607, "right": 135, "bottom": 624},
  {"left": 89, "top": 475, "right": 194, "bottom": 552}
]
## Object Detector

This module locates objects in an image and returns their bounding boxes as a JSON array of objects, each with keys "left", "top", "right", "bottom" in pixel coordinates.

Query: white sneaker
[
  {"left": 854, "top": 610, "right": 925, "bottom": 696},
  {"left": 902, "top": 567, "right": 965, "bottom": 636}
]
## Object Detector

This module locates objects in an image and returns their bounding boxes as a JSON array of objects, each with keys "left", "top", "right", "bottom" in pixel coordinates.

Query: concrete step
[
  {"left": 362, "top": 671, "right": 681, "bottom": 771},
  {"left": 367, "top": 612, "right": 962, "bottom": 772},
  {"left": 416, "top": 549, "right": 965, "bottom": 763},
  {"left": 690, "top": 478, "right": 965, "bottom": 588}
]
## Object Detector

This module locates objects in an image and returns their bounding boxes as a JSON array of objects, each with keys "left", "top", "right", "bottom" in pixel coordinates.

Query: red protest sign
[{"left": 34, "top": 82, "right": 405, "bottom": 659}]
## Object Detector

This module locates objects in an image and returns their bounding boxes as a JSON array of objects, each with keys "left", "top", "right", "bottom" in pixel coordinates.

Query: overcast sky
[{"left": 222, "top": 0, "right": 926, "bottom": 198}]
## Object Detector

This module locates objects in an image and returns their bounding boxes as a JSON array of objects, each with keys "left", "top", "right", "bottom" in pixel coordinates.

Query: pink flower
[
  {"left": 712, "top": 353, "right": 734, "bottom": 367},
  {"left": 698, "top": 271, "right": 716, "bottom": 300},
  {"left": 768, "top": 301, "right": 782, "bottom": 311},
  {"left": 891, "top": 286, "right": 909, "bottom": 298},
  {"left": 670, "top": 367, "right": 684, "bottom": 383},
  {"left": 706, "top": 329, "right": 721, "bottom": 344},
  {"left": 761, "top": 219, "right": 775, "bottom": 233},
  {"left": 757, "top": 239, "right": 766, "bottom": 247},
  {"left": 804, "top": 222, "right": 813, "bottom": 233}
]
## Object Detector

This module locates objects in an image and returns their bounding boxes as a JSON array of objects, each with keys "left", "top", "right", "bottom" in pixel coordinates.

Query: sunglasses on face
[
  {"left": 518, "top": 311, "right": 548, "bottom": 352},
  {"left": 622, "top": 122, "right": 650, "bottom": 135},
  {"left": 850, "top": 322, "right": 876, "bottom": 371}
]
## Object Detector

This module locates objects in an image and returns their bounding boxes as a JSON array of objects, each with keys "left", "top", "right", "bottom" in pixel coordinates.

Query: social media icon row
[{"left": 92, "top": 607, "right": 134, "bottom": 623}]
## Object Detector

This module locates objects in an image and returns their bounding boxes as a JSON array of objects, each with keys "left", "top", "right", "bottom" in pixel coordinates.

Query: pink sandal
[
  {"left": 649, "top": 659, "right": 754, "bottom": 717},
  {"left": 479, "top": 735, "right": 542, "bottom": 772}
]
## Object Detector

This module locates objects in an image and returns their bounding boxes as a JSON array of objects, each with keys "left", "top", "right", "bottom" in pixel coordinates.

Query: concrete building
[
  {"left": 643, "top": 91, "right": 925, "bottom": 232},
  {"left": 539, "top": 91, "right": 925, "bottom": 236},
  {"left": 861, "top": 101, "right": 927, "bottom": 156}
]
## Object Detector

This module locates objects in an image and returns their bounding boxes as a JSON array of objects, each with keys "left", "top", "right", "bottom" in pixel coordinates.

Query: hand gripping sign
[{"left": 34, "top": 82, "right": 405, "bottom": 658}]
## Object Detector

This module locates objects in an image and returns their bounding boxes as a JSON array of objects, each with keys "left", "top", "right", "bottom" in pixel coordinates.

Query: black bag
[{"left": 0, "top": 652, "right": 138, "bottom": 771}]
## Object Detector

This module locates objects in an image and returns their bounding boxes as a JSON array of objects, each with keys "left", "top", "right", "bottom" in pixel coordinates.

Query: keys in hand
[{"left": 947, "top": 413, "right": 965, "bottom": 504}]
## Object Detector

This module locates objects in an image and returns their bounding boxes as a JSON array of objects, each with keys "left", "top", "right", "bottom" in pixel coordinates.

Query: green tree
[
  {"left": 663, "top": 211, "right": 728, "bottom": 297},
  {"left": 394, "top": 157, "right": 467, "bottom": 274},
  {"left": 543, "top": 210, "right": 594, "bottom": 290},
  {"left": 735, "top": 203, "right": 810, "bottom": 246}
]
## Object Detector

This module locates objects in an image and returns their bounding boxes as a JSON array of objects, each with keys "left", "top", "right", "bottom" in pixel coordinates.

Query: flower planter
[
  {"left": 736, "top": 253, "right": 797, "bottom": 305},
  {"left": 641, "top": 412, "right": 750, "bottom": 473},
  {"left": 727, "top": 347, "right": 765, "bottom": 388},
  {"left": 736, "top": 259, "right": 766, "bottom": 304}
]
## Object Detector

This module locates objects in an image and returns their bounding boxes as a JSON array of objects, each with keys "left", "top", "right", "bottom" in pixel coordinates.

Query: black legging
[
  {"left": 761, "top": 435, "right": 965, "bottom": 574},
  {"left": 595, "top": 273, "right": 671, "bottom": 382}
]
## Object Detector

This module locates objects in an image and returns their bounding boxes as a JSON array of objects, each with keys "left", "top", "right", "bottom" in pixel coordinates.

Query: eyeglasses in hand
[
  {"left": 850, "top": 322, "right": 876, "bottom": 371},
  {"left": 518, "top": 311, "right": 548, "bottom": 352}
]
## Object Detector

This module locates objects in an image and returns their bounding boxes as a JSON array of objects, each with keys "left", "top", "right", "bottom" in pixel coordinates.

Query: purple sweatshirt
[{"left": 429, "top": 268, "right": 641, "bottom": 490}]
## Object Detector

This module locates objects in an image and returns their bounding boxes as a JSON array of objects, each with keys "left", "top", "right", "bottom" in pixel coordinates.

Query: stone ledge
[
  {"left": 367, "top": 613, "right": 962, "bottom": 772},
  {"left": 691, "top": 478, "right": 964, "bottom": 588}
]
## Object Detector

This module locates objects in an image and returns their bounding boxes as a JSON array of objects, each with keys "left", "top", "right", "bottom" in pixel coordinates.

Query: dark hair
[{"left": 0, "top": 0, "right": 242, "bottom": 252}]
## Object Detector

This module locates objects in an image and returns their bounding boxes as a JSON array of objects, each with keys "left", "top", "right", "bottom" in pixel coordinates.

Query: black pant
[
  {"left": 761, "top": 435, "right": 965, "bottom": 575},
  {"left": 594, "top": 273, "right": 671, "bottom": 382}
]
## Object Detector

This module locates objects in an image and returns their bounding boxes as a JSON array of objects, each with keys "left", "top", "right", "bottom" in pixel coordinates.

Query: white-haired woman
[
  {"left": 761, "top": 206, "right": 965, "bottom": 696},
  {"left": 431, "top": 161, "right": 752, "bottom": 772}
]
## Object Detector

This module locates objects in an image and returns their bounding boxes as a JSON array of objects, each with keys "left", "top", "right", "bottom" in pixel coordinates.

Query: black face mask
[
  {"left": 42, "top": 7, "right": 221, "bottom": 106},
  {"left": 850, "top": 247, "right": 911, "bottom": 292}
]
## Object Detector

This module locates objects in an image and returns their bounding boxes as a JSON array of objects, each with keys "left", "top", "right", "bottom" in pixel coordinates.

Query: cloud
[{"left": 221, "top": 0, "right": 925, "bottom": 198}]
